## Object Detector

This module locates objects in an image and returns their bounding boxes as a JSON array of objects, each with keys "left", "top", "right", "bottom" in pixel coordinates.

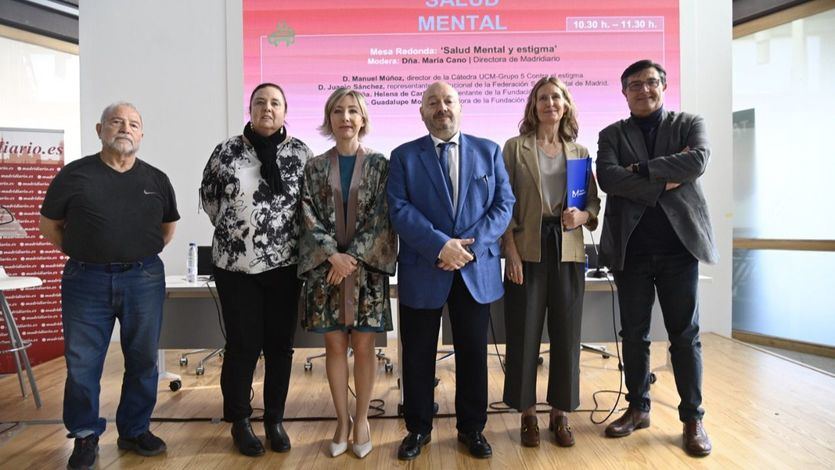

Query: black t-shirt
[{"left": 40, "top": 154, "right": 180, "bottom": 263}]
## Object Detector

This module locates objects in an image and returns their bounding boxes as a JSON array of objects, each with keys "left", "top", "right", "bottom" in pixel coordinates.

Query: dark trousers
[
  {"left": 503, "top": 225, "right": 584, "bottom": 412},
  {"left": 613, "top": 251, "right": 704, "bottom": 421},
  {"left": 399, "top": 272, "right": 490, "bottom": 435},
  {"left": 213, "top": 265, "right": 300, "bottom": 423}
]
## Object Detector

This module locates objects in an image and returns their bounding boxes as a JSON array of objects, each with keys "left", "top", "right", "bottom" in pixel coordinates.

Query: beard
[
  {"left": 423, "top": 114, "right": 457, "bottom": 136},
  {"left": 102, "top": 136, "right": 138, "bottom": 156}
]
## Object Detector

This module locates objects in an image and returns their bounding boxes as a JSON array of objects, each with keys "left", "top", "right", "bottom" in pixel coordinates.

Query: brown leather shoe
[
  {"left": 683, "top": 419, "right": 712, "bottom": 457},
  {"left": 549, "top": 415, "right": 575, "bottom": 447},
  {"left": 520, "top": 415, "right": 539, "bottom": 447},
  {"left": 604, "top": 408, "right": 650, "bottom": 437}
]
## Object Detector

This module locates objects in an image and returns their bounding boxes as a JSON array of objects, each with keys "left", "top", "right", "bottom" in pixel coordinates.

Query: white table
[
  {"left": 0, "top": 275, "right": 43, "bottom": 408},
  {"left": 160, "top": 275, "right": 391, "bottom": 391},
  {"left": 158, "top": 276, "right": 221, "bottom": 391}
]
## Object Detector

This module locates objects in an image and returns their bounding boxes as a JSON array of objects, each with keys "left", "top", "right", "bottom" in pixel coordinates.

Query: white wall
[
  {"left": 80, "top": 0, "right": 732, "bottom": 335},
  {"left": 79, "top": 0, "right": 234, "bottom": 274},
  {"left": 680, "top": 0, "right": 733, "bottom": 334}
]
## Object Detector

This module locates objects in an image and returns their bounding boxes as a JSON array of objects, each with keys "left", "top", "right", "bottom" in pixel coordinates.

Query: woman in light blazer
[{"left": 501, "top": 76, "right": 601, "bottom": 448}]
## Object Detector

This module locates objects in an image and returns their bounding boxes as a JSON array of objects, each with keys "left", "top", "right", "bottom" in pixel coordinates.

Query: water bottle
[{"left": 186, "top": 242, "right": 198, "bottom": 283}]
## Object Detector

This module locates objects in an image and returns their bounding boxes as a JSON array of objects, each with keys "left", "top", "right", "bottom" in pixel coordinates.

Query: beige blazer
[{"left": 502, "top": 133, "right": 601, "bottom": 263}]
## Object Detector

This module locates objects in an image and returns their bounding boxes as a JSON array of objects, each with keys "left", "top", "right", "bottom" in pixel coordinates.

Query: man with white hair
[{"left": 40, "top": 102, "right": 179, "bottom": 469}]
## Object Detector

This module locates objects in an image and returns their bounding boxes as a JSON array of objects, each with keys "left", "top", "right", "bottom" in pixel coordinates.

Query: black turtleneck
[
  {"left": 626, "top": 107, "right": 687, "bottom": 259},
  {"left": 634, "top": 106, "right": 664, "bottom": 157}
]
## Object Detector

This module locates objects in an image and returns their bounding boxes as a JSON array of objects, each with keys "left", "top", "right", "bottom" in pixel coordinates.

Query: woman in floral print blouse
[{"left": 200, "top": 82, "right": 312, "bottom": 457}]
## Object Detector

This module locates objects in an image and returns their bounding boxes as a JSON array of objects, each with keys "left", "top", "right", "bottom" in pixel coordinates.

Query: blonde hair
[
  {"left": 318, "top": 88, "right": 371, "bottom": 139},
  {"left": 518, "top": 76, "right": 578, "bottom": 142}
]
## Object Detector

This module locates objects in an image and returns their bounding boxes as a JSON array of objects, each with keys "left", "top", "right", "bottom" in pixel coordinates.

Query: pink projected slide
[{"left": 243, "top": 0, "right": 679, "bottom": 158}]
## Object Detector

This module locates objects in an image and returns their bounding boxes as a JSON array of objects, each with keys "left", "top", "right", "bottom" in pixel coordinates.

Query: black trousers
[
  {"left": 213, "top": 265, "right": 300, "bottom": 423},
  {"left": 399, "top": 272, "right": 490, "bottom": 435},
  {"left": 502, "top": 225, "right": 584, "bottom": 412},
  {"left": 613, "top": 251, "right": 704, "bottom": 421}
]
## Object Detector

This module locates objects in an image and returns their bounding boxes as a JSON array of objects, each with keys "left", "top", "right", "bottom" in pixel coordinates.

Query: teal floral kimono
[{"left": 298, "top": 146, "right": 396, "bottom": 332}]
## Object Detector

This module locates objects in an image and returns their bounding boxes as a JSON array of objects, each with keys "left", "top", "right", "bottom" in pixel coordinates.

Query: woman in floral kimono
[{"left": 298, "top": 88, "right": 396, "bottom": 459}]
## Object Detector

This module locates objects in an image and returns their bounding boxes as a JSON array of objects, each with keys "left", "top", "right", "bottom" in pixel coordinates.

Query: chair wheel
[
  {"left": 649, "top": 373, "right": 657, "bottom": 384},
  {"left": 397, "top": 403, "right": 404, "bottom": 416},
  {"left": 179, "top": 357, "right": 188, "bottom": 367},
  {"left": 433, "top": 377, "right": 440, "bottom": 387},
  {"left": 169, "top": 380, "right": 182, "bottom": 391},
  {"left": 537, "top": 356, "right": 544, "bottom": 365},
  {"left": 196, "top": 366, "right": 205, "bottom": 376},
  {"left": 432, "top": 402, "right": 439, "bottom": 415},
  {"left": 384, "top": 363, "right": 393, "bottom": 373},
  {"left": 304, "top": 362, "right": 313, "bottom": 372}
]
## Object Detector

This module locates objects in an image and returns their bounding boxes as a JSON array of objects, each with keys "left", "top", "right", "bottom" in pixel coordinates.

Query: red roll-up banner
[{"left": 0, "top": 127, "right": 66, "bottom": 372}]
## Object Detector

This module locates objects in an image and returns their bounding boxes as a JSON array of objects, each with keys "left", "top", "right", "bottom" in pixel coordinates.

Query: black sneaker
[
  {"left": 117, "top": 430, "right": 167, "bottom": 456},
  {"left": 67, "top": 435, "right": 99, "bottom": 470}
]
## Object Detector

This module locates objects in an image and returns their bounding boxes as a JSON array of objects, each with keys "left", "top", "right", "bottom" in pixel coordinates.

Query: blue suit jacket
[{"left": 387, "top": 134, "right": 515, "bottom": 309}]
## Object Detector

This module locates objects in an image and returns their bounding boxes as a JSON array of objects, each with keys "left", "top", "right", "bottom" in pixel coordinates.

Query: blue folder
[{"left": 565, "top": 157, "right": 591, "bottom": 210}]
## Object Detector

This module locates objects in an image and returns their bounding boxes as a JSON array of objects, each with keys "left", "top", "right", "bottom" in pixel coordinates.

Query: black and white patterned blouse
[{"left": 200, "top": 135, "right": 313, "bottom": 274}]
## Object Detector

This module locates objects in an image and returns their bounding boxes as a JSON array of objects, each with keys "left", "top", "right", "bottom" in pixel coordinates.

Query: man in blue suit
[{"left": 387, "top": 82, "right": 514, "bottom": 460}]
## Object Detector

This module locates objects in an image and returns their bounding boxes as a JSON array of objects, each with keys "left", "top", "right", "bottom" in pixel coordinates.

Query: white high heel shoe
[
  {"left": 329, "top": 416, "right": 353, "bottom": 457},
  {"left": 352, "top": 420, "right": 373, "bottom": 459}
]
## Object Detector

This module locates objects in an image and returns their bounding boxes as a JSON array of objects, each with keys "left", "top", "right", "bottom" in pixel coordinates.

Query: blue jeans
[
  {"left": 613, "top": 252, "right": 704, "bottom": 422},
  {"left": 61, "top": 256, "right": 165, "bottom": 438}
]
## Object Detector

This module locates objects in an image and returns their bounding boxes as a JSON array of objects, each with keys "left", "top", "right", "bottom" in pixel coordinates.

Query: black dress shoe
[
  {"left": 457, "top": 431, "right": 492, "bottom": 459},
  {"left": 265, "top": 420, "right": 291, "bottom": 453},
  {"left": 231, "top": 418, "right": 265, "bottom": 457},
  {"left": 397, "top": 432, "right": 431, "bottom": 460}
]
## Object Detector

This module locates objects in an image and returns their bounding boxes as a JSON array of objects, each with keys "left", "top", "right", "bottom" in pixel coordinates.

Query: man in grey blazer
[{"left": 596, "top": 60, "right": 718, "bottom": 457}]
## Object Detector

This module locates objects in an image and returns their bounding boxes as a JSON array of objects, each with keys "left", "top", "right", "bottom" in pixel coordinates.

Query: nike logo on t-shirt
[{"left": 144, "top": 190, "right": 157, "bottom": 195}]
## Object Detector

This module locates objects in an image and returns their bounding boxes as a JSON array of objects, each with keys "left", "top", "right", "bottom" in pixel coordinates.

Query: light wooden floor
[{"left": 0, "top": 333, "right": 833, "bottom": 469}]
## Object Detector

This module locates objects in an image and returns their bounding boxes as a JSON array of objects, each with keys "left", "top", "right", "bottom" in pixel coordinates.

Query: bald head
[{"left": 420, "top": 81, "right": 461, "bottom": 140}]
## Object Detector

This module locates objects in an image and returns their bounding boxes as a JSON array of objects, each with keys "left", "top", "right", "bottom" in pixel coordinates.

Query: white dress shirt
[{"left": 430, "top": 132, "right": 461, "bottom": 212}]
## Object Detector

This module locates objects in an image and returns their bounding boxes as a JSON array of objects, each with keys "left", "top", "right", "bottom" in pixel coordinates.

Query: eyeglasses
[{"left": 626, "top": 78, "right": 662, "bottom": 92}]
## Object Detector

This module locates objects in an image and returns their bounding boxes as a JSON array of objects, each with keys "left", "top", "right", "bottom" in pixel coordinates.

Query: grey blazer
[{"left": 596, "top": 110, "right": 719, "bottom": 270}]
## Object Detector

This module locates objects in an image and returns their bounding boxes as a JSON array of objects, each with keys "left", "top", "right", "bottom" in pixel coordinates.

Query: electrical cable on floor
[
  {"left": 585, "top": 230, "right": 627, "bottom": 424},
  {"left": 0, "top": 422, "right": 20, "bottom": 436},
  {"left": 348, "top": 384, "right": 387, "bottom": 418}
]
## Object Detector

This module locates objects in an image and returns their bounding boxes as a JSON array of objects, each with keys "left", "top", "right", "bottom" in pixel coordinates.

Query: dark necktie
[{"left": 437, "top": 142, "right": 454, "bottom": 202}]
